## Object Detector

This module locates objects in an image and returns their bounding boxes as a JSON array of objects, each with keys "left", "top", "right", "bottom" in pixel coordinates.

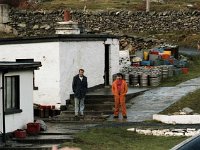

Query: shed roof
[
  {"left": 0, "top": 34, "right": 119, "bottom": 45},
  {"left": 0, "top": 61, "right": 42, "bottom": 71}
]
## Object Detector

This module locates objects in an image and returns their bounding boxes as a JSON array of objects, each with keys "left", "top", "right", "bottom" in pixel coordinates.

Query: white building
[
  {"left": 0, "top": 60, "right": 41, "bottom": 133},
  {"left": 0, "top": 34, "right": 120, "bottom": 105}
]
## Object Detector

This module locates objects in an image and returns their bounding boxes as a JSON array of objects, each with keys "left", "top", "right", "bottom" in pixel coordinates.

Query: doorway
[{"left": 104, "top": 44, "right": 110, "bottom": 86}]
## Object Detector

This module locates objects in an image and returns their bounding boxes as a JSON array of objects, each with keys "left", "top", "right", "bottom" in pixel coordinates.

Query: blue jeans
[{"left": 74, "top": 97, "right": 85, "bottom": 116}]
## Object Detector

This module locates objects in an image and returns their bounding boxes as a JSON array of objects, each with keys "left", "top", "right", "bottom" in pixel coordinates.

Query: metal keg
[
  {"left": 168, "top": 65, "right": 174, "bottom": 77},
  {"left": 149, "top": 73, "right": 160, "bottom": 86},
  {"left": 140, "top": 73, "right": 148, "bottom": 87},
  {"left": 124, "top": 73, "right": 129, "bottom": 85},
  {"left": 130, "top": 73, "right": 139, "bottom": 86},
  {"left": 162, "top": 66, "right": 169, "bottom": 79}
]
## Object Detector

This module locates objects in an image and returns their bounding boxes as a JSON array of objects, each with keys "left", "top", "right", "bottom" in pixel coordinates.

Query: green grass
[
  {"left": 61, "top": 127, "right": 187, "bottom": 150},
  {"left": 160, "top": 56, "right": 200, "bottom": 86},
  {"left": 160, "top": 88, "right": 200, "bottom": 114}
]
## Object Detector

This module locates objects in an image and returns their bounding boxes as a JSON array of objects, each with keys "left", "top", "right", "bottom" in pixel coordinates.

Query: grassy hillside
[{"left": 37, "top": 0, "right": 200, "bottom": 11}]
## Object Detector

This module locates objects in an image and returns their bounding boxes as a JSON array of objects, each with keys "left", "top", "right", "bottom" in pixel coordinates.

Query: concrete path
[{"left": 108, "top": 77, "right": 200, "bottom": 122}]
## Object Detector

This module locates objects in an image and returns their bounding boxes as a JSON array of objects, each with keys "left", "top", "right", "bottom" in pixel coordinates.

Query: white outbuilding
[
  {"left": 0, "top": 34, "right": 120, "bottom": 105},
  {"left": 0, "top": 60, "right": 41, "bottom": 135}
]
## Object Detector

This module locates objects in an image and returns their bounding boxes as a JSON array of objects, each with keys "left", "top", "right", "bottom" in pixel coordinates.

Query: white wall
[
  {"left": 0, "top": 73, "right": 2, "bottom": 133},
  {"left": 105, "top": 38, "right": 120, "bottom": 84},
  {"left": 59, "top": 41, "right": 105, "bottom": 103},
  {"left": 0, "top": 38, "right": 120, "bottom": 105},
  {"left": 0, "top": 71, "right": 34, "bottom": 133},
  {"left": 0, "top": 42, "right": 60, "bottom": 105},
  {"left": 59, "top": 38, "right": 119, "bottom": 103}
]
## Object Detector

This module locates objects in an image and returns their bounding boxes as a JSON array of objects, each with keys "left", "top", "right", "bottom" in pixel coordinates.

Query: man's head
[
  {"left": 116, "top": 73, "right": 123, "bottom": 80},
  {"left": 79, "top": 69, "right": 84, "bottom": 77}
]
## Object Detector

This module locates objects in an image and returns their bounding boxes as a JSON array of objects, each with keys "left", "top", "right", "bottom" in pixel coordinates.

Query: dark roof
[
  {"left": 0, "top": 34, "right": 119, "bottom": 45},
  {"left": 0, "top": 61, "right": 42, "bottom": 71}
]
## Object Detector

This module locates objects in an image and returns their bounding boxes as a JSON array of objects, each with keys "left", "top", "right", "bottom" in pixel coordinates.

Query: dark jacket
[{"left": 72, "top": 74, "right": 88, "bottom": 99}]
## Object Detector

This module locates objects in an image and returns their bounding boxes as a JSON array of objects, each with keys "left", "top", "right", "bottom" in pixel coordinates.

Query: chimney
[
  {"left": 55, "top": 10, "right": 81, "bottom": 35},
  {"left": 64, "top": 10, "right": 71, "bottom": 22}
]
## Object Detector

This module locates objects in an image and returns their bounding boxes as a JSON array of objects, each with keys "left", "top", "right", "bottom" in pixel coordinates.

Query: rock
[
  {"left": 182, "top": 107, "right": 194, "bottom": 115},
  {"left": 136, "top": 129, "right": 152, "bottom": 135},
  {"left": 173, "top": 112, "right": 180, "bottom": 115},
  {"left": 33, "top": 25, "right": 39, "bottom": 29},
  {"left": 40, "top": 24, "right": 51, "bottom": 30},
  {"left": 0, "top": 24, "right": 12, "bottom": 33},
  {"left": 152, "top": 130, "right": 165, "bottom": 136},
  {"left": 165, "top": 132, "right": 174, "bottom": 136},
  {"left": 18, "top": 23, "right": 26, "bottom": 28},
  {"left": 127, "top": 128, "right": 135, "bottom": 131},
  {"left": 185, "top": 132, "right": 197, "bottom": 136}
]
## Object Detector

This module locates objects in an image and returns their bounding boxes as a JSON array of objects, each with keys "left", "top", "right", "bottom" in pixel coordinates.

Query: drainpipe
[{"left": 2, "top": 71, "right": 6, "bottom": 143}]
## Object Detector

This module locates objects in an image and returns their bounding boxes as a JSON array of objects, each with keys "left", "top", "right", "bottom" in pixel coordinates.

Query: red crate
[
  {"left": 27, "top": 123, "right": 40, "bottom": 135},
  {"left": 14, "top": 129, "right": 27, "bottom": 138},
  {"left": 182, "top": 68, "right": 189, "bottom": 74}
]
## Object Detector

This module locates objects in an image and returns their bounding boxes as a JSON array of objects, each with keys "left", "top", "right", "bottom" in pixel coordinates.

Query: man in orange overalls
[{"left": 112, "top": 73, "right": 128, "bottom": 119}]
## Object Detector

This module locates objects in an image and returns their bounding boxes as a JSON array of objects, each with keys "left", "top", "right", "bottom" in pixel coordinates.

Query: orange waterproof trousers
[{"left": 114, "top": 95, "right": 127, "bottom": 116}]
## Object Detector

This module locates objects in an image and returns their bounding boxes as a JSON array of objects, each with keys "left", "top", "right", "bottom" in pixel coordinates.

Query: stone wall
[{"left": 7, "top": 9, "right": 200, "bottom": 37}]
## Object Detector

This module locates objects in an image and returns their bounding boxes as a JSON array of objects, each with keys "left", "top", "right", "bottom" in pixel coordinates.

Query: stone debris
[
  {"left": 172, "top": 107, "right": 194, "bottom": 115},
  {"left": 127, "top": 128, "right": 200, "bottom": 137},
  {"left": 182, "top": 107, "right": 194, "bottom": 115}
]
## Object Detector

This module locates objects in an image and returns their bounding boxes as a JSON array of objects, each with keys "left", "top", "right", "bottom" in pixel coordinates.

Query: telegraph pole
[{"left": 146, "top": 0, "right": 150, "bottom": 12}]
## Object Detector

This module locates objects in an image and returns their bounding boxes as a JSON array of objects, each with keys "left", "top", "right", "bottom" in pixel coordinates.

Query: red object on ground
[
  {"left": 14, "top": 129, "right": 27, "bottom": 138},
  {"left": 27, "top": 123, "right": 40, "bottom": 135},
  {"left": 161, "top": 54, "right": 170, "bottom": 60},
  {"left": 182, "top": 68, "right": 189, "bottom": 74},
  {"left": 150, "top": 51, "right": 159, "bottom": 55},
  {"left": 51, "top": 105, "right": 55, "bottom": 109}
]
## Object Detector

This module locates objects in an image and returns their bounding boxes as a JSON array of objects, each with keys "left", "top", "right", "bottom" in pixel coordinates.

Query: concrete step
[
  {"left": 85, "top": 103, "right": 114, "bottom": 111},
  {"left": 12, "top": 134, "right": 74, "bottom": 144},
  {"left": 84, "top": 98, "right": 113, "bottom": 104},
  {"left": 61, "top": 110, "right": 113, "bottom": 115},
  {"left": 52, "top": 114, "right": 110, "bottom": 122},
  {"left": 69, "top": 92, "right": 144, "bottom": 105},
  {"left": 0, "top": 143, "right": 53, "bottom": 150}
]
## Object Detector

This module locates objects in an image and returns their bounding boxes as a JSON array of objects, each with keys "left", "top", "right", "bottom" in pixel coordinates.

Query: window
[{"left": 4, "top": 76, "right": 20, "bottom": 113}]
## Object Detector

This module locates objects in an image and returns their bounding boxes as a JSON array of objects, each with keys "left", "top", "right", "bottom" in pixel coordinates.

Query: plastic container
[
  {"left": 164, "top": 51, "right": 171, "bottom": 56},
  {"left": 141, "top": 61, "right": 151, "bottom": 66},
  {"left": 143, "top": 51, "right": 149, "bottom": 60},
  {"left": 182, "top": 68, "right": 189, "bottom": 74},
  {"left": 149, "top": 54, "right": 159, "bottom": 61},
  {"left": 161, "top": 54, "right": 170, "bottom": 60},
  {"left": 14, "top": 129, "right": 27, "bottom": 138},
  {"left": 27, "top": 123, "right": 40, "bottom": 135}
]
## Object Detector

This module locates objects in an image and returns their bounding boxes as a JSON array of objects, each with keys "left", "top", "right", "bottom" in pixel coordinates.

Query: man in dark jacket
[{"left": 72, "top": 69, "right": 88, "bottom": 117}]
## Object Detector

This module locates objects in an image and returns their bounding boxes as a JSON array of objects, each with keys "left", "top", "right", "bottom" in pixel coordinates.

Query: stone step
[
  {"left": 49, "top": 114, "right": 110, "bottom": 123},
  {"left": 61, "top": 110, "right": 113, "bottom": 115},
  {"left": 69, "top": 92, "right": 144, "bottom": 105},
  {"left": 84, "top": 98, "right": 113, "bottom": 104},
  {"left": 0, "top": 144, "right": 53, "bottom": 150},
  {"left": 66, "top": 103, "right": 132, "bottom": 112},
  {"left": 84, "top": 103, "right": 132, "bottom": 111},
  {"left": 85, "top": 103, "right": 114, "bottom": 111},
  {"left": 12, "top": 134, "right": 74, "bottom": 144}
]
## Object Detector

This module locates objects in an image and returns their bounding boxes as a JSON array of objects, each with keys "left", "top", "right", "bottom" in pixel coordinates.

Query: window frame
[{"left": 4, "top": 75, "right": 22, "bottom": 115}]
